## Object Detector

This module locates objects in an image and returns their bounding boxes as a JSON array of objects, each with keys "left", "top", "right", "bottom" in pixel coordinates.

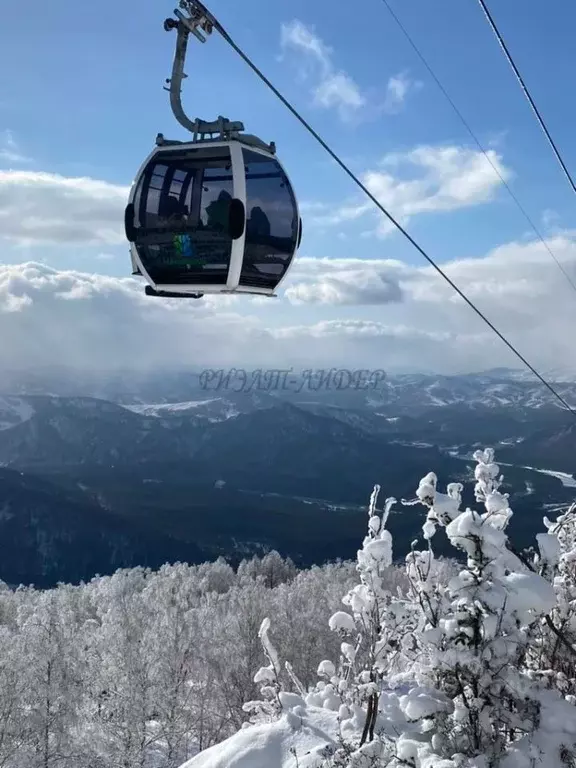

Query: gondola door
[
  {"left": 127, "top": 143, "right": 243, "bottom": 293},
  {"left": 238, "top": 146, "right": 299, "bottom": 293}
]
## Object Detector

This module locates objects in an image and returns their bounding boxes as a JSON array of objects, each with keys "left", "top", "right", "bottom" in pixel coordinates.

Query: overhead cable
[
  {"left": 209, "top": 11, "right": 576, "bottom": 418},
  {"left": 376, "top": 0, "right": 576, "bottom": 298},
  {"left": 476, "top": 0, "right": 576, "bottom": 200}
]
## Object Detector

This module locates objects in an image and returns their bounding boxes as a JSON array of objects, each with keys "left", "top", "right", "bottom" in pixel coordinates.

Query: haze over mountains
[{"left": 0, "top": 364, "right": 575, "bottom": 587}]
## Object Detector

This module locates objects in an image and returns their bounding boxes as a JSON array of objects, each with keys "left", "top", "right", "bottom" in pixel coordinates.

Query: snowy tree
[
  {"left": 524, "top": 501, "right": 576, "bottom": 697},
  {"left": 231, "top": 447, "right": 576, "bottom": 768},
  {"left": 331, "top": 447, "right": 576, "bottom": 767},
  {"left": 0, "top": 623, "right": 32, "bottom": 766},
  {"left": 86, "top": 567, "right": 159, "bottom": 768},
  {"left": 4, "top": 445, "right": 576, "bottom": 768},
  {"left": 270, "top": 562, "right": 359, "bottom": 691},
  {"left": 16, "top": 588, "right": 84, "bottom": 768},
  {"left": 201, "top": 579, "right": 272, "bottom": 732},
  {"left": 193, "top": 558, "right": 236, "bottom": 596}
]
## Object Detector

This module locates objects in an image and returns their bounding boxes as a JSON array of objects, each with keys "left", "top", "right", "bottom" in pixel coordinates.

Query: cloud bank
[
  {"left": 2, "top": 231, "right": 576, "bottom": 378},
  {"left": 0, "top": 170, "right": 129, "bottom": 246},
  {"left": 0, "top": 141, "right": 510, "bottom": 254},
  {"left": 305, "top": 144, "right": 512, "bottom": 236}
]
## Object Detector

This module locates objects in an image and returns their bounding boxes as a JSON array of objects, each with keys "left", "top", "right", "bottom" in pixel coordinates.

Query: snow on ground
[
  {"left": 124, "top": 400, "right": 220, "bottom": 416},
  {"left": 180, "top": 701, "right": 340, "bottom": 768},
  {"left": 499, "top": 459, "right": 576, "bottom": 488},
  {"left": 0, "top": 396, "right": 35, "bottom": 431},
  {"left": 448, "top": 452, "right": 576, "bottom": 489},
  {"left": 525, "top": 467, "right": 576, "bottom": 488},
  {"left": 390, "top": 440, "right": 434, "bottom": 449},
  {"left": 122, "top": 399, "right": 241, "bottom": 421}
]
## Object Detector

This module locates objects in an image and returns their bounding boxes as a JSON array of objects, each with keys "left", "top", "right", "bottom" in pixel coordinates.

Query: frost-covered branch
[{"left": 285, "top": 446, "right": 576, "bottom": 768}]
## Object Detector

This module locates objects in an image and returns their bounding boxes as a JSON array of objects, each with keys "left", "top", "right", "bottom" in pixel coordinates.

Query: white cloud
[
  {"left": 0, "top": 140, "right": 505, "bottom": 255},
  {"left": 383, "top": 72, "right": 421, "bottom": 114},
  {"left": 0, "top": 260, "right": 494, "bottom": 376},
  {"left": 279, "top": 20, "right": 419, "bottom": 122},
  {"left": 285, "top": 236, "right": 576, "bottom": 329},
  {"left": 542, "top": 208, "right": 561, "bottom": 232},
  {"left": 271, "top": 319, "right": 455, "bottom": 342},
  {"left": 280, "top": 20, "right": 366, "bottom": 121},
  {"left": 294, "top": 231, "right": 572, "bottom": 280},
  {"left": 286, "top": 267, "right": 403, "bottom": 305},
  {"left": 282, "top": 236, "right": 576, "bottom": 371},
  {"left": 0, "top": 262, "right": 267, "bottom": 373},
  {"left": 367, "top": 144, "right": 513, "bottom": 229},
  {"left": 313, "top": 72, "right": 366, "bottom": 114},
  {"left": 0, "top": 153, "right": 570, "bottom": 379},
  {"left": 3, "top": 231, "right": 576, "bottom": 378},
  {"left": 305, "top": 144, "right": 512, "bottom": 236},
  {"left": 0, "top": 170, "right": 129, "bottom": 246},
  {"left": 279, "top": 19, "right": 332, "bottom": 71},
  {"left": 0, "top": 130, "right": 32, "bottom": 165}
]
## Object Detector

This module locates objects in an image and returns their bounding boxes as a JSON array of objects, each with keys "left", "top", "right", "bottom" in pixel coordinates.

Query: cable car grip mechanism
[{"left": 162, "top": 0, "right": 275, "bottom": 154}]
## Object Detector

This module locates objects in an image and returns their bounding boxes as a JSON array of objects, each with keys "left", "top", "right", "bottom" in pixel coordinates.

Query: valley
[{"left": 0, "top": 366, "right": 575, "bottom": 586}]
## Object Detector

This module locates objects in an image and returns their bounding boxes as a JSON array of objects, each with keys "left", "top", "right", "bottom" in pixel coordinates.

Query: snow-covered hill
[
  {"left": 181, "top": 699, "right": 340, "bottom": 768},
  {"left": 2, "top": 366, "right": 576, "bottom": 412},
  {"left": 0, "top": 396, "right": 35, "bottom": 431},
  {"left": 102, "top": 370, "right": 576, "bottom": 426},
  {"left": 377, "top": 372, "right": 576, "bottom": 411},
  {"left": 124, "top": 398, "right": 240, "bottom": 422}
]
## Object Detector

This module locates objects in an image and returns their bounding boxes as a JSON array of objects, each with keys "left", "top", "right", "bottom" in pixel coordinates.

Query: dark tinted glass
[
  {"left": 133, "top": 146, "right": 234, "bottom": 285},
  {"left": 240, "top": 149, "right": 298, "bottom": 290}
]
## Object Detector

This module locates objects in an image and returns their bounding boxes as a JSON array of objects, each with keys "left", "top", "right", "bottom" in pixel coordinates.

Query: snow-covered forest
[
  {"left": 4, "top": 447, "right": 576, "bottom": 767},
  {"left": 185, "top": 448, "right": 576, "bottom": 767},
  {"left": 0, "top": 540, "right": 412, "bottom": 766}
]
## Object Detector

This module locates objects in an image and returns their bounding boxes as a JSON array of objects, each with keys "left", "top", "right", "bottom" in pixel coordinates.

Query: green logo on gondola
[
  {"left": 173, "top": 234, "right": 193, "bottom": 257},
  {"left": 173, "top": 234, "right": 203, "bottom": 265}
]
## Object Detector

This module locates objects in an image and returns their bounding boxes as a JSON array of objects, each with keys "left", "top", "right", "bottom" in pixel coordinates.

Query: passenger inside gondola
[
  {"left": 247, "top": 206, "right": 271, "bottom": 238},
  {"left": 204, "top": 190, "right": 232, "bottom": 232},
  {"left": 159, "top": 195, "right": 189, "bottom": 226},
  {"left": 128, "top": 143, "right": 298, "bottom": 292}
]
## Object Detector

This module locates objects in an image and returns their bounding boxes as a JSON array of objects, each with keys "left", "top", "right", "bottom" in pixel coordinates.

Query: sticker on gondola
[{"left": 173, "top": 234, "right": 204, "bottom": 264}]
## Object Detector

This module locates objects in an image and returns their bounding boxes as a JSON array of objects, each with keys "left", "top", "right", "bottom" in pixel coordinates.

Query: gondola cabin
[{"left": 124, "top": 135, "right": 302, "bottom": 298}]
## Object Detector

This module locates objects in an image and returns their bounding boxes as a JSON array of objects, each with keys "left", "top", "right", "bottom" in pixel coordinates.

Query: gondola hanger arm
[
  {"left": 162, "top": 0, "right": 245, "bottom": 141},
  {"left": 162, "top": 0, "right": 276, "bottom": 154}
]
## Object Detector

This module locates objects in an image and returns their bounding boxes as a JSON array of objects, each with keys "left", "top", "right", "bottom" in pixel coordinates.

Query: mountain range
[{"left": 0, "top": 366, "right": 575, "bottom": 586}]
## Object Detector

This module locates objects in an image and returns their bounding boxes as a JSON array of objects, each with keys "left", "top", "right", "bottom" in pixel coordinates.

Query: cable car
[
  {"left": 125, "top": 1, "right": 302, "bottom": 299},
  {"left": 125, "top": 130, "right": 302, "bottom": 298}
]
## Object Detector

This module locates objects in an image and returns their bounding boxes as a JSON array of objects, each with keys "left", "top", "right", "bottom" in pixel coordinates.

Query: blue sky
[
  {"left": 2, "top": 0, "right": 576, "bottom": 376},
  {"left": 4, "top": 0, "right": 576, "bottom": 261}
]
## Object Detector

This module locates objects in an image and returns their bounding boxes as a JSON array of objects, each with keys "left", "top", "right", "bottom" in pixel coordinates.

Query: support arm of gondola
[
  {"left": 164, "top": 2, "right": 244, "bottom": 139},
  {"left": 163, "top": 15, "right": 198, "bottom": 136},
  {"left": 162, "top": 1, "right": 276, "bottom": 153}
]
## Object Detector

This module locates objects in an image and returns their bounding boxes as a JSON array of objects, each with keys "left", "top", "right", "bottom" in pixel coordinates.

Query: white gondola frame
[{"left": 126, "top": 138, "right": 300, "bottom": 297}]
